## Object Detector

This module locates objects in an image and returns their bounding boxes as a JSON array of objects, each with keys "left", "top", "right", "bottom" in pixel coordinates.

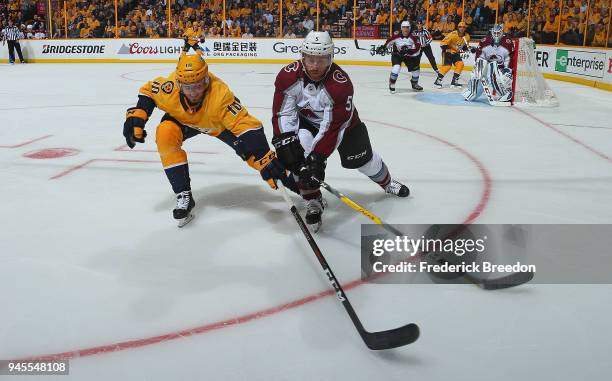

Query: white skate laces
[
  {"left": 176, "top": 191, "right": 192, "bottom": 210},
  {"left": 385, "top": 179, "right": 410, "bottom": 197}
]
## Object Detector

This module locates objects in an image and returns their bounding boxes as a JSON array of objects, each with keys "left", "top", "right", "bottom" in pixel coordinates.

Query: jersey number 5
[
  {"left": 345, "top": 96, "right": 353, "bottom": 111},
  {"left": 227, "top": 99, "right": 243, "bottom": 116}
]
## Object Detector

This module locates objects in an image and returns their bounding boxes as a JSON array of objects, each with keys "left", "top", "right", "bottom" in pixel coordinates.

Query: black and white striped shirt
[
  {"left": 2, "top": 26, "right": 22, "bottom": 41},
  {"left": 411, "top": 28, "right": 433, "bottom": 47}
]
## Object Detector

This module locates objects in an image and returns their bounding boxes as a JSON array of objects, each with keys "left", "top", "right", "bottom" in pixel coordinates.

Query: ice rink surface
[{"left": 1, "top": 62, "right": 612, "bottom": 380}]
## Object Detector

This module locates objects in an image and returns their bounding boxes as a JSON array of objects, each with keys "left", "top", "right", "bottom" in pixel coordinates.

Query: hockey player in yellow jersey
[
  {"left": 123, "top": 42, "right": 295, "bottom": 226},
  {"left": 434, "top": 21, "right": 471, "bottom": 89}
]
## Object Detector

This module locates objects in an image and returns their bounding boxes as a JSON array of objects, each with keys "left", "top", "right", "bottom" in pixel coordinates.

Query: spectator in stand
[
  {"left": 530, "top": 14, "right": 543, "bottom": 42},
  {"left": 242, "top": 25, "right": 254, "bottom": 38},
  {"left": 302, "top": 14, "right": 314, "bottom": 32},
  {"left": 284, "top": 27, "right": 297, "bottom": 38},
  {"left": 448, "top": 8, "right": 461, "bottom": 26},
  {"left": 440, "top": 2, "right": 450, "bottom": 23},
  {"left": 25, "top": 24, "right": 34, "bottom": 39},
  {"left": 484, "top": 0, "right": 498, "bottom": 24},
  {"left": 230, "top": 20, "right": 241, "bottom": 37},
  {"left": 515, "top": 12, "right": 527, "bottom": 37},
  {"left": 590, "top": 22, "right": 606, "bottom": 46},
  {"left": 560, "top": 17, "right": 582, "bottom": 45},
  {"left": 504, "top": 12, "right": 517, "bottom": 34},
  {"left": 34, "top": 25, "right": 46, "bottom": 39},
  {"left": 471, "top": 0, "right": 491, "bottom": 29},
  {"left": 442, "top": 15, "right": 456, "bottom": 35},
  {"left": 432, "top": 14, "right": 444, "bottom": 39},
  {"left": 542, "top": 13, "right": 558, "bottom": 43}
]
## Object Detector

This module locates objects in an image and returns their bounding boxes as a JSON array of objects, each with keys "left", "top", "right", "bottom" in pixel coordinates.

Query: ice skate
[
  {"left": 305, "top": 196, "right": 327, "bottom": 232},
  {"left": 433, "top": 76, "right": 443, "bottom": 89},
  {"left": 173, "top": 191, "right": 195, "bottom": 228},
  {"left": 385, "top": 179, "right": 410, "bottom": 197}
]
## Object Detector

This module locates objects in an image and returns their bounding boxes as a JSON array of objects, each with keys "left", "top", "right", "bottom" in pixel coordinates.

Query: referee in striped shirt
[
  {"left": 2, "top": 19, "right": 26, "bottom": 64},
  {"left": 412, "top": 19, "right": 438, "bottom": 74}
]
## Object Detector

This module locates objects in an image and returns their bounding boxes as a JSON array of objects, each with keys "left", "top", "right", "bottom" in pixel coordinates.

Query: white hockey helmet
[
  {"left": 401, "top": 20, "right": 410, "bottom": 29},
  {"left": 301, "top": 31, "right": 335, "bottom": 58}
]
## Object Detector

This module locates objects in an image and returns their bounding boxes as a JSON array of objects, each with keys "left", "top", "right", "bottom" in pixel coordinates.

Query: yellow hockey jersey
[
  {"left": 139, "top": 71, "right": 262, "bottom": 138},
  {"left": 441, "top": 31, "right": 471, "bottom": 54}
]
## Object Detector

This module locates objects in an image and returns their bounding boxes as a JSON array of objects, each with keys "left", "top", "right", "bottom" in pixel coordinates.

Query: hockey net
[{"left": 512, "top": 38, "right": 558, "bottom": 107}]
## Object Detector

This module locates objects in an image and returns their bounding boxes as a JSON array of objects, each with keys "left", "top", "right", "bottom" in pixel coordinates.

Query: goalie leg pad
[{"left": 463, "top": 77, "right": 483, "bottom": 101}]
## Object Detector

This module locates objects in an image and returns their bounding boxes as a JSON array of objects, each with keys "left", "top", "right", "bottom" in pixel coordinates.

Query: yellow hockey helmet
[
  {"left": 457, "top": 21, "right": 467, "bottom": 28},
  {"left": 176, "top": 52, "right": 209, "bottom": 84}
]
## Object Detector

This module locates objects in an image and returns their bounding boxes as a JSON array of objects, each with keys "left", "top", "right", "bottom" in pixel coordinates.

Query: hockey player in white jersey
[
  {"left": 463, "top": 24, "right": 515, "bottom": 105},
  {"left": 378, "top": 21, "right": 423, "bottom": 93}
]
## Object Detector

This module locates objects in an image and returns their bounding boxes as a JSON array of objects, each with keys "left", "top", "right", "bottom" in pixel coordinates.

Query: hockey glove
[
  {"left": 298, "top": 152, "right": 327, "bottom": 190},
  {"left": 247, "top": 150, "right": 287, "bottom": 189},
  {"left": 375, "top": 45, "right": 387, "bottom": 55},
  {"left": 123, "top": 107, "right": 148, "bottom": 148},
  {"left": 272, "top": 132, "right": 306, "bottom": 173}
]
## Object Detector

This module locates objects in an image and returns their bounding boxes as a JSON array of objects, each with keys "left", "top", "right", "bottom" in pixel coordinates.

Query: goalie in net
[{"left": 463, "top": 25, "right": 558, "bottom": 106}]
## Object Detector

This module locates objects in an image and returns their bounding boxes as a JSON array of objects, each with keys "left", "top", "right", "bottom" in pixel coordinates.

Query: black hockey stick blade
[
  {"left": 363, "top": 323, "right": 420, "bottom": 350},
  {"left": 354, "top": 39, "right": 368, "bottom": 50},
  {"left": 466, "top": 271, "right": 534, "bottom": 290}
]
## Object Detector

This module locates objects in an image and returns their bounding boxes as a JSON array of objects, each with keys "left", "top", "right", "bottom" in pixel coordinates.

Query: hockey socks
[
  {"left": 451, "top": 73, "right": 462, "bottom": 87},
  {"left": 164, "top": 163, "right": 191, "bottom": 194}
]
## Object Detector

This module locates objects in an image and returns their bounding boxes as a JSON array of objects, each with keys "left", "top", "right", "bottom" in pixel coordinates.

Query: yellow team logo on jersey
[{"left": 161, "top": 81, "right": 174, "bottom": 94}]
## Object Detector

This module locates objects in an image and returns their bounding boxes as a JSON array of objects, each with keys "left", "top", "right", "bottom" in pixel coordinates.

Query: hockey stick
[
  {"left": 316, "top": 179, "right": 404, "bottom": 237},
  {"left": 353, "top": 39, "right": 369, "bottom": 51},
  {"left": 354, "top": 39, "right": 388, "bottom": 56},
  {"left": 278, "top": 183, "right": 420, "bottom": 350},
  {"left": 465, "top": 271, "right": 535, "bottom": 290},
  {"left": 315, "top": 180, "right": 532, "bottom": 290}
]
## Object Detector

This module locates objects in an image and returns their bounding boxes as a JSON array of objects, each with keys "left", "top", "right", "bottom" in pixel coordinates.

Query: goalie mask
[{"left": 491, "top": 24, "right": 503, "bottom": 46}]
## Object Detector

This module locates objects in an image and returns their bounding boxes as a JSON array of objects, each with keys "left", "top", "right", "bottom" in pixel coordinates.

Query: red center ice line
[
  {"left": 17, "top": 121, "right": 492, "bottom": 362},
  {"left": 113, "top": 144, "right": 219, "bottom": 155},
  {"left": 49, "top": 159, "right": 207, "bottom": 180},
  {"left": 0, "top": 135, "right": 52, "bottom": 148}
]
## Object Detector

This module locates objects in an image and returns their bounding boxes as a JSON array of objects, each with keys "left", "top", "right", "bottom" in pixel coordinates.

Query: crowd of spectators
[
  {"left": 529, "top": 0, "right": 610, "bottom": 46},
  {"left": 0, "top": 0, "right": 48, "bottom": 39},
  {"left": 1, "top": 0, "right": 610, "bottom": 47}
]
